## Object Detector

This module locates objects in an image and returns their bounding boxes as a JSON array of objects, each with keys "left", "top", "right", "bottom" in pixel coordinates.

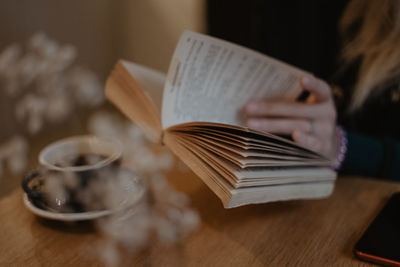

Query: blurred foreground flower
[
  {"left": 0, "top": 32, "right": 104, "bottom": 135},
  {"left": 0, "top": 32, "right": 104, "bottom": 178},
  {"left": 0, "top": 32, "right": 200, "bottom": 265},
  {"left": 88, "top": 110, "right": 174, "bottom": 173},
  {"left": 87, "top": 111, "right": 200, "bottom": 265},
  {"left": 0, "top": 136, "right": 28, "bottom": 177},
  {"left": 96, "top": 173, "right": 199, "bottom": 245}
]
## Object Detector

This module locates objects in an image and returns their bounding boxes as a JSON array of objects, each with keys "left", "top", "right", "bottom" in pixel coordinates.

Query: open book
[{"left": 106, "top": 30, "right": 336, "bottom": 208}]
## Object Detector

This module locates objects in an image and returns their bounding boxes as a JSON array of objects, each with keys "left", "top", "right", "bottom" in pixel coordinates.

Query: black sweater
[{"left": 207, "top": 0, "right": 400, "bottom": 180}]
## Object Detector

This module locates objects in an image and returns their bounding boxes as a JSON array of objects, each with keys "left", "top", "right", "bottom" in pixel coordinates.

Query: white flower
[
  {"left": 95, "top": 241, "right": 120, "bottom": 267},
  {"left": 68, "top": 67, "right": 104, "bottom": 107},
  {"left": 45, "top": 92, "right": 72, "bottom": 123},
  {"left": 29, "top": 32, "right": 59, "bottom": 60},
  {"left": 50, "top": 45, "right": 77, "bottom": 73},
  {"left": 87, "top": 111, "right": 122, "bottom": 139},
  {"left": 0, "top": 44, "right": 21, "bottom": 75},
  {"left": 0, "top": 44, "right": 22, "bottom": 96},
  {"left": 5, "top": 136, "right": 28, "bottom": 174},
  {"left": 18, "top": 53, "right": 40, "bottom": 87},
  {"left": 15, "top": 94, "right": 46, "bottom": 134}
]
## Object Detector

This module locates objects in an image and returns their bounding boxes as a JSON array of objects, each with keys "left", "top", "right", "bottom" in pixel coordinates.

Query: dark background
[{"left": 207, "top": 0, "right": 348, "bottom": 82}]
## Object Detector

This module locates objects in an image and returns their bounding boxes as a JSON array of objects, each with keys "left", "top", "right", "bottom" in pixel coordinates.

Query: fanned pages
[
  {"left": 105, "top": 30, "right": 337, "bottom": 208},
  {"left": 164, "top": 131, "right": 335, "bottom": 208}
]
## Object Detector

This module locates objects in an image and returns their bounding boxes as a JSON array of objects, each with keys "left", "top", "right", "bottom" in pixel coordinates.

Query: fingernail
[{"left": 302, "top": 76, "right": 313, "bottom": 87}]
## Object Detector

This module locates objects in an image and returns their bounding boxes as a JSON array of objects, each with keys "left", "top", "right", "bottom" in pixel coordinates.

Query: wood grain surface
[{"left": 0, "top": 169, "right": 398, "bottom": 266}]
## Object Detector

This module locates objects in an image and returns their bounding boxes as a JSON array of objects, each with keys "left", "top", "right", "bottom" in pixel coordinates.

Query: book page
[
  {"left": 169, "top": 122, "right": 324, "bottom": 159},
  {"left": 174, "top": 134, "right": 335, "bottom": 186},
  {"left": 162, "top": 30, "right": 310, "bottom": 129},
  {"left": 177, "top": 133, "right": 330, "bottom": 168},
  {"left": 105, "top": 60, "right": 165, "bottom": 142},
  {"left": 121, "top": 60, "right": 165, "bottom": 114}
]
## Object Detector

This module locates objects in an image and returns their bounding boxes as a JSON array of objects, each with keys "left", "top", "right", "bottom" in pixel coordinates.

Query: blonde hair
[{"left": 339, "top": 0, "right": 400, "bottom": 111}]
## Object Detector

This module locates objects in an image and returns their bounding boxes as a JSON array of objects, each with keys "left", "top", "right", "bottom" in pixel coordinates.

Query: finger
[
  {"left": 244, "top": 101, "right": 322, "bottom": 119},
  {"left": 292, "top": 130, "right": 322, "bottom": 153},
  {"left": 246, "top": 118, "right": 312, "bottom": 135},
  {"left": 301, "top": 76, "right": 331, "bottom": 102}
]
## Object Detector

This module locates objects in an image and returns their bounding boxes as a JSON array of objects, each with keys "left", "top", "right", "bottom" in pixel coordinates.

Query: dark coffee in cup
[{"left": 22, "top": 135, "right": 122, "bottom": 213}]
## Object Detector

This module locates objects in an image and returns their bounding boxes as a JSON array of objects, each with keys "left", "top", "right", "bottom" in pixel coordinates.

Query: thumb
[{"left": 300, "top": 76, "right": 331, "bottom": 103}]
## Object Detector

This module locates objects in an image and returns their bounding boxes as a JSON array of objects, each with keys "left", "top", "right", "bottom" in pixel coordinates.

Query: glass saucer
[{"left": 22, "top": 167, "right": 146, "bottom": 221}]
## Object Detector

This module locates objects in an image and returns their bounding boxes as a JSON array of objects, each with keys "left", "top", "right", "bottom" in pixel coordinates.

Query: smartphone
[{"left": 354, "top": 192, "right": 400, "bottom": 266}]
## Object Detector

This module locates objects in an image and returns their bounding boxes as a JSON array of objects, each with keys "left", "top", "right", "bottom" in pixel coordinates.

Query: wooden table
[{"left": 0, "top": 170, "right": 398, "bottom": 266}]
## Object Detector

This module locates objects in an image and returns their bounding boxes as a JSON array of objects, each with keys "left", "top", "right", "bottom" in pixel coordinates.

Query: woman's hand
[{"left": 243, "top": 76, "right": 337, "bottom": 159}]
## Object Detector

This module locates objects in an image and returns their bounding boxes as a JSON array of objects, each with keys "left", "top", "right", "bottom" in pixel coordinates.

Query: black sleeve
[{"left": 340, "top": 130, "right": 400, "bottom": 181}]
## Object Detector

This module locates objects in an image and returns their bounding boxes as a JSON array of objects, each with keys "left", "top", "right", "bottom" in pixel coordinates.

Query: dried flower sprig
[
  {"left": 0, "top": 33, "right": 200, "bottom": 266},
  {"left": 0, "top": 32, "right": 104, "bottom": 135},
  {"left": 0, "top": 135, "right": 28, "bottom": 177},
  {"left": 87, "top": 111, "right": 200, "bottom": 264},
  {"left": 87, "top": 110, "right": 175, "bottom": 173},
  {"left": 0, "top": 32, "right": 104, "bottom": 178}
]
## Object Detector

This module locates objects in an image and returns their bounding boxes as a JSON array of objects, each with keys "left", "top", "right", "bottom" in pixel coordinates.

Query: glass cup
[{"left": 22, "top": 135, "right": 123, "bottom": 213}]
